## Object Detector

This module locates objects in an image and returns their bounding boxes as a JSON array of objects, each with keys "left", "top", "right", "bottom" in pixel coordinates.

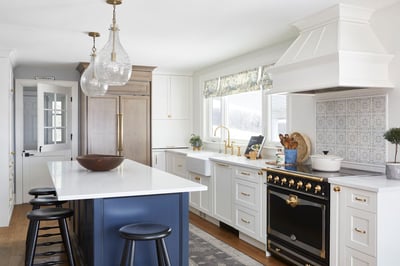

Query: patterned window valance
[{"left": 203, "top": 64, "right": 273, "bottom": 98}]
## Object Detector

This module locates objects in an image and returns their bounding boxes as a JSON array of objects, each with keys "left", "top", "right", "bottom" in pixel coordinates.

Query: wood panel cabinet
[{"left": 77, "top": 63, "right": 155, "bottom": 165}]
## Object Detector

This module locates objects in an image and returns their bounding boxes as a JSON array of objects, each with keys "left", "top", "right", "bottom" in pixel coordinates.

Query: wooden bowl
[{"left": 76, "top": 154, "right": 124, "bottom": 171}]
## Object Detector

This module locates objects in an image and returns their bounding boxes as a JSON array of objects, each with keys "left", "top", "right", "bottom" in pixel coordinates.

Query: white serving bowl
[{"left": 310, "top": 154, "right": 343, "bottom": 172}]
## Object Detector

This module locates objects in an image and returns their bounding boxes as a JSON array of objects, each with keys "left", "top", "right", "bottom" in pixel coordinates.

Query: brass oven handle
[
  {"left": 286, "top": 194, "right": 298, "bottom": 208},
  {"left": 354, "top": 227, "right": 366, "bottom": 234}
]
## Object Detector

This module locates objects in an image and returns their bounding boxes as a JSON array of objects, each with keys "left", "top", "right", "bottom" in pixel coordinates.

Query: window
[
  {"left": 204, "top": 65, "right": 287, "bottom": 144},
  {"left": 210, "top": 91, "right": 262, "bottom": 141}
]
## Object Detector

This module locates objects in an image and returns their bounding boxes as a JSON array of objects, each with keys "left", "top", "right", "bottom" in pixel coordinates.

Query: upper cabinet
[{"left": 152, "top": 75, "right": 191, "bottom": 120}]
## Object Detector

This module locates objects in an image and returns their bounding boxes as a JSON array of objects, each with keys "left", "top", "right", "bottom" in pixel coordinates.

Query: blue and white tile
[
  {"left": 346, "top": 130, "right": 359, "bottom": 147},
  {"left": 316, "top": 130, "right": 327, "bottom": 145},
  {"left": 358, "top": 114, "right": 371, "bottom": 129},
  {"left": 359, "top": 131, "right": 371, "bottom": 148},
  {"left": 316, "top": 115, "right": 326, "bottom": 130},
  {"left": 335, "top": 146, "right": 346, "bottom": 159},
  {"left": 371, "top": 130, "right": 385, "bottom": 149},
  {"left": 359, "top": 98, "right": 371, "bottom": 113},
  {"left": 346, "top": 99, "right": 358, "bottom": 113},
  {"left": 336, "top": 115, "right": 346, "bottom": 130},
  {"left": 346, "top": 115, "right": 358, "bottom": 129},
  {"left": 371, "top": 113, "right": 386, "bottom": 131},
  {"left": 326, "top": 101, "right": 335, "bottom": 113},
  {"left": 335, "top": 100, "right": 346, "bottom": 114},
  {"left": 372, "top": 96, "right": 386, "bottom": 113},
  {"left": 326, "top": 131, "right": 336, "bottom": 145},
  {"left": 358, "top": 148, "right": 371, "bottom": 163},
  {"left": 336, "top": 131, "right": 346, "bottom": 145},
  {"left": 346, "top": 147, "right": 359, "bottom": 162},
  {"left": 326, "top": 116, "right": 336, "bottom": 130},
  {"left": 316, "top": 102, "right": 327, "bottom": 114},
  {"left": 370, "top": 150, "right": 386, "bottom": 165}
]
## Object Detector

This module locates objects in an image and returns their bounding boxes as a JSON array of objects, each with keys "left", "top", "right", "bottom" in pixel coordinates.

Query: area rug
[{"left": 189, "top": 224, "right": 263, "bottom": 266}]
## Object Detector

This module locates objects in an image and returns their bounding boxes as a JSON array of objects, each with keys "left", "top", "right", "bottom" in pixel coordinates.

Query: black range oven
[{"left": 266, "top": 167, "right": 330, "bottom": 266}]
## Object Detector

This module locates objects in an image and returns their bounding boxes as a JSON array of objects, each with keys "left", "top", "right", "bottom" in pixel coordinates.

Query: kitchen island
[{"left": 47, "top": 159, "right": 207, "bottom": 266}]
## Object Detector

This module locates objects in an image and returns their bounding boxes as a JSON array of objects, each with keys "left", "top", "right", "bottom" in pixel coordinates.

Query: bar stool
[
  {"left": 29, "top": 187, "right": 57, "bottom": 198},
  {"left": 119, "top": 223, "right": 172, "bottom": 266},
  {"left": 26, "top": 208, "right": 75, "bottom": 266},
  {"left": 30, "top": 196, "right": 67, "bottom": 210}
]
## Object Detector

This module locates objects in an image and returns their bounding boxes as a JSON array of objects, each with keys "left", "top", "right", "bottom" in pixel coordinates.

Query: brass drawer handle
[
  {"left": 354, "top": 227, "right": 366, "bottom": 234},
  {"left": 240, "top": 172, "right": 251, "bottom": 176},
  {"left": 354, "top": 196, "right": 367, "bottom": 203},
  {"left": 240, "top": 218, "right": 250, "bottom": 224},
  {"left": 216, "top": 163, "right": 229, "bottom": 167},
  {"left": 194, "top": 176, "right": 201, "bottom": 181},
  {"left": 177, "top": 164, "right": 183, "bottom": 167},
  {"left": 333, "top": 186, "right": 341, "bottom": 192},
  {"left": 240, "top": 192, "right": 250, "bottom": 197}
]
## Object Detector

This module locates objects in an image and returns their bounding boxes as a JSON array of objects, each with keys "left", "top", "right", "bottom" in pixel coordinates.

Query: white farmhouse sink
[{"left": 186, "top": 152, "right": 220, "bottom": 176}]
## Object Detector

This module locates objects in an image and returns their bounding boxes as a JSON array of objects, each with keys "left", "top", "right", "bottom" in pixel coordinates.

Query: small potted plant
[
  {"left": 383, "top": 127, "right": 400, "bottom": 179},
  {"left": 189, "top": 134, "right": 203, "bottom": 151}
]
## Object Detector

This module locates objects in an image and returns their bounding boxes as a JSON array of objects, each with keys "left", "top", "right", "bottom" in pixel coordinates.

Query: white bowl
[{"left": 310, "top": 154, "right": 343, "bottom": 172}]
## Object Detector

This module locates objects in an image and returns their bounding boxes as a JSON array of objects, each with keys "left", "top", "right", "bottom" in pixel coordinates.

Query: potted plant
[
  {"left": 189, "top": 134, "right": 203, "bottom": 151},
  {"left": 383, "top": 127, "right": 400, "bottom": 179}
]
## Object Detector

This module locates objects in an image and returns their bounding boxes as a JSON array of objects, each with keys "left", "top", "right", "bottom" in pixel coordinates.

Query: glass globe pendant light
[
  {"left": 95, "top": 0, "right": 132, "bottom": 86},
  {"left": 80, "top": 32, "right": 109, "bottom": 96}
]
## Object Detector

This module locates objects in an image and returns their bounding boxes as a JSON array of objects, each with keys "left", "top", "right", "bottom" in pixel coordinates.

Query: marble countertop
[
  {"left": 48, "top": 159, "right": 207, "bottom": 201},
  {"left": 328, "top": 175, "right": 400, "bottom": 192}
]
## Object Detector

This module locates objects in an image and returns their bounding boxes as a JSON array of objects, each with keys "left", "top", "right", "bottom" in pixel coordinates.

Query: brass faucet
[{"left": 213, "top": 125, "right": 234, "bottom": 154}]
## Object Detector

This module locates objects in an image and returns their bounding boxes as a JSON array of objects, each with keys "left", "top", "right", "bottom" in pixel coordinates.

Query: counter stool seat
[
  {"left": 29, "top": 187, "right": 57, "bottom": 198},
  {"left": 119, "top": 223, "right": 172, "bottom": 266},
  {"left": 29, "top": 196, "right": 67, "bottom": 210},
  {"left": 26, "top": 208, "right": 75, "bottom": 266}
]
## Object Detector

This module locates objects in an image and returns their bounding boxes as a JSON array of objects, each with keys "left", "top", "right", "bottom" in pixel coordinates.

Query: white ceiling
[{"left": 0, "top": 0, "right": 398, "bottom": 73}]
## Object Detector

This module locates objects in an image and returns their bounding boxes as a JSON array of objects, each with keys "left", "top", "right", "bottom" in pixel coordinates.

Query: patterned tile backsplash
[{"left": 316, "top": 95, "right": 387, "bottom": 166}]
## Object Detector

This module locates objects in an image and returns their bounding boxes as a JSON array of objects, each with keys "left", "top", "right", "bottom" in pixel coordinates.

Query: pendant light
[
  {"left": 80, "top": 32, "right": 109, "bottom": 96},
  {"left": 95, "top": 0, "right": 132, "bottom": 86}
]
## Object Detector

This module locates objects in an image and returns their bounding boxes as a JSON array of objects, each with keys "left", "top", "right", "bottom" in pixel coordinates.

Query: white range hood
[{"left": 268, "top": 4, "right": 394, "bottom": 94}]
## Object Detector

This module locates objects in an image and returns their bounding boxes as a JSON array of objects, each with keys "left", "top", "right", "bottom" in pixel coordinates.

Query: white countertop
[
  {"left": 329, "top": 175, "right": 400, "bottom": 192},
  {"left": 48, "top": 159, "right": 207, "bottom": 201}
]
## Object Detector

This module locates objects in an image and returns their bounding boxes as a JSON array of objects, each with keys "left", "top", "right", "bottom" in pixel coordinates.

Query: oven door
[{"left": 267, "top": 185, "right": 329, "bottom": 262}]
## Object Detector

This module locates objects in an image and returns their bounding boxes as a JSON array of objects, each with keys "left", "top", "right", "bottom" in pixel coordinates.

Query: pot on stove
[{"left": 310, "top": 151, "right": 343, "bottom": 172}]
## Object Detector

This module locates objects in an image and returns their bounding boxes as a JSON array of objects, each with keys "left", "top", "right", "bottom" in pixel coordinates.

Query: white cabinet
[
  {"left": 233, "top": 166, "right": 264, "bottom": 243},
  {"left": 152, "top": 150, "right": 166, "bottom": 171},
  {"left": 165, "top": 151, "right": 187, "bottom": 178},
  {"left": 152, "top": 75, "right": 191, "bottom": 119},
  {"left": 188, "top": 172, "right": 212, "bottom": 215},
  {"left": 330, "top": 184, "right": 400, "bottom": 266},
  {"left": 0, "top": 53, "right": 14, "bottom": 226},
  {"left": 212, "top": 162, "right": 233, "bottom": 224},
  {"left": 152, "top": 74, "right": 192, "bottom": 148}
]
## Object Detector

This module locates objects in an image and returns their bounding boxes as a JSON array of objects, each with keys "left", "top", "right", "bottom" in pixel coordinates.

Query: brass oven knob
[
  {"left": 267, "top": 175, "right": 273, "bottom": 182},
  {"left": 274, "top": 176, "right": 280, "bottom": 183},
  {"left": 296, "top": 181, "right": 303, "bottom": 189},
  {"left": 288, "top": 179, "right": 295, "bottom": 187},
  {"left": 281, "top": 177, "right": 287, "bottom": 185},
  {"left": 305, "top": 183, "right": 312, "bottom": 191},
  {"left": 315, "top": 185, "right": 322, "bottom": 194}
]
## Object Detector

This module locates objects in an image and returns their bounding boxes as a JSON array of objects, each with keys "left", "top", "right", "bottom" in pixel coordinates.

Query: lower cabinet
[
  {"left": 212, "top": 162, "right": 233, "bottom": 224},
  {"left": 188, "top": 172, "right": 212, "bottom": 215},
  {"left": 330, "top": 183, "right": 400, "bottom": 266},
  {"left": 165, "top": 151, "right": 187, "bottom": 178},
  {"left": 152, "top": 150, "right": 166, "bottom": 171}
]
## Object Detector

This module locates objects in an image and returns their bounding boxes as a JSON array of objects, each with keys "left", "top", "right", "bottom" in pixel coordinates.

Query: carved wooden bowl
[{"left": 76, "top": 154, "right": 124, "bottom": 171}]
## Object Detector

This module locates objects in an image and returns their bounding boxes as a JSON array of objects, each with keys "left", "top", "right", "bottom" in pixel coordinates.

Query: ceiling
[{"left": 0, "top": 0, "right": 398, "bottom": 73}]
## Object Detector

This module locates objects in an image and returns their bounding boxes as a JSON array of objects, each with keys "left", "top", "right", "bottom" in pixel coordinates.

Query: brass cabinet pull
[
  {"left": 354, "top": 227, "right": 366, "bottom": 234},
  {"left": 195, "top": 176, "right": 201, "bottom": 181},
  {"left": 240, "top": 218, "right": 250, "bottom": 224},
  {"left": 216, "top": 163, "right": 229, "bottom": 167},
  {"left": 177, "top": 164, "right": 183, "bottom": 168},
  {"left": 333, "top": 186, "right": 341, "bottom": 192},
  {"left": 240, "top": 192, "right": 250, "bottom": 197},
  {"left": 240, "top": 171, "right": 250, "bottom": 176},
  {"left": 354, "top": 196, "right": 367, "bottom": 203},
  {"left": 258, "top": 170, "right": 263, "bottom": 175}
]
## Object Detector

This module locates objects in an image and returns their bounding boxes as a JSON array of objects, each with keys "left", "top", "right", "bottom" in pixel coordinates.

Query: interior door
[{"left": 15, "top": 79, "right": 78, "bottom": 204}]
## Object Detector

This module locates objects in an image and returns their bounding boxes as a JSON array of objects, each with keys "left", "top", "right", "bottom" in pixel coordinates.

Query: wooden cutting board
[{"left": 290, "top": 132, "right": 311, "bottom": 163}]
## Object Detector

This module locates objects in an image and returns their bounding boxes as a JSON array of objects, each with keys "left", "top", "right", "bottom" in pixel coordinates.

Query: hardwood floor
[
  {"left": 0, "top": 204, "right": 287, "bottom": 266},
  {"left": 189, "top": 212, "right": 288, "bottom": 266}
]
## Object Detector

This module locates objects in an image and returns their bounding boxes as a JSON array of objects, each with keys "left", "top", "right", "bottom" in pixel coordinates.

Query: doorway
[{"left": 15, "top": 79, "right": 78, "bottom": 203}]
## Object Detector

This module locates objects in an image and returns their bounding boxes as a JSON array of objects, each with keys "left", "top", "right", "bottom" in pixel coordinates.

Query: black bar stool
[
  {"left": 29, "top": 187, "right": 57, "bottom": 198},
  {"left": 30, "top": 196, "right": 67, "bottom": 210},
  {"left": 119, "top": 223, "right": 172, "bottom": 266},
  {"left": 25, "top": 208, "right": 75, "bottom": 266}
]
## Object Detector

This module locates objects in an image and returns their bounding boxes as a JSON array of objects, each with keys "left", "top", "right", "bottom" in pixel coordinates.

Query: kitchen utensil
[
  {"left": 310, "top": 153, "right": 343, "bottom": 172},
  {"left": 290, "top": 132, "right": 311, "bottom": 163}
]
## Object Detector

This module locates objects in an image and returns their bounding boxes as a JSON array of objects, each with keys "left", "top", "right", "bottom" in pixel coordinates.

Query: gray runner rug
[{"left": 189, "top": 224, "right": 263, "bottom": 266}]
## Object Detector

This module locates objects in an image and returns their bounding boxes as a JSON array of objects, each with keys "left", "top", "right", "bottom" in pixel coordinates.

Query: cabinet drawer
[
  {"left": 234, "top": 206, "right": 260, "bottom": 237},
  {"left": 233, "top": 167, "right": 261, "bottom": 182},
  {"left": 172, "top": 156, "right": 187, "bottom": 178},
  {"left": 234, "top": 179, "right": 260, "bottom": 210},
  {"left": 345, "top": 188, "right": 376, "bottom": 213},
  {"left": 345, "top": 207, "right": 376, "bottom": 257},
  {"left": 345, "top": 247, "right": 376, "bottom": 266}
]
